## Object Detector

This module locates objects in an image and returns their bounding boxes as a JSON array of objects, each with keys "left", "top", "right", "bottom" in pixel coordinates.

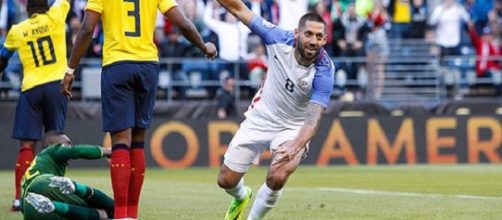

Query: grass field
[{"left": 1, "top": 165, "right": 501, "bottom": 220}]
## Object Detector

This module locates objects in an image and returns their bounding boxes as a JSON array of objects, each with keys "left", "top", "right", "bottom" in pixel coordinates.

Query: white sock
[
  {"left": 247, "top": 183, "right": 283, "bottom": 220},
  {"left": 224, "top": 178, "right": 247, "bottom": 200}
]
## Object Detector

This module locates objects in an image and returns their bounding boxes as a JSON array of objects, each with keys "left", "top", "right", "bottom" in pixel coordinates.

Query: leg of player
[
  {"left": 24, "top": 192, "right": 109, "bottom": 220},
  {"left": 247, "top": 141, "right": 305, "bottom": 220},
  {"left": 110, "top": 129, "right": 132, "bottom": 220},
  {"left": 127, "top": 127, "right": 147, "bottom": 220},
  {"left": 49, "top": 176, "right": 115, "bottom": 218},
  {"left": 218, "top": 165, "right": 252, "bottom": 220},
  {"left": 12, "top": 139, "right": 36, "bottom": 211}
]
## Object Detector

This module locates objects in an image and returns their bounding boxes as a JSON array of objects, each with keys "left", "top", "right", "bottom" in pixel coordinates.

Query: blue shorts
[
  {"left": 101, "top": 62, "right": 159, "bottom": 132},
  {"left": 12, "top": 81, "right": 68, "bottom": 140}
]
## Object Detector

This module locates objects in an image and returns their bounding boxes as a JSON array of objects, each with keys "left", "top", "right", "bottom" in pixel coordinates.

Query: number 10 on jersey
[{"left": 27, "top": 36, "right": 57, "bottom": 67}]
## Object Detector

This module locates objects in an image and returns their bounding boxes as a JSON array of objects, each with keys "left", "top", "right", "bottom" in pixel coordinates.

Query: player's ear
[
  {"left": 294, "top": 28, "right": 299, "bottom": 39},
  {"left": 321, "top": 33, "right": 327, "bottom": 46}
]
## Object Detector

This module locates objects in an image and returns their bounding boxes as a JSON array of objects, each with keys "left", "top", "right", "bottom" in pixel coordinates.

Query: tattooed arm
[
  {"left": 293, "top": 103, "right": 325, "bottom": 149},
  {"left": 273, "top": 103, "right": 325, "bottom": 167}
]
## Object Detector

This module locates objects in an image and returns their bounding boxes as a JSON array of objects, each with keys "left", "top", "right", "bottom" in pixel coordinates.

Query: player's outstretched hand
[
  {"left": 272, "top": 142, "right": 303, "bottom": 168},
  {"left": 49, "top": 176, "right": 76, "bottom": 194},
  {"left": 102, "top": 147, "right": 112, "bottom": 158},
  {"left": 60, "top": 72, "right": 74, "bottom": 99},
  {"left": 204, "top": 42, "right": 217, "bottom": 60},
  {"left": 25, "top": 193, "right": 55, "bottom": 214}
]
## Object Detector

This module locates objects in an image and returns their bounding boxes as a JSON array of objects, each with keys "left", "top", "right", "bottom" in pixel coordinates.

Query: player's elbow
[
  {"left": 176, "top": 20, "right": 194, "bottom": 36},
  {"left": 78, "top": 24, "right": 95, "bottom": 39}
]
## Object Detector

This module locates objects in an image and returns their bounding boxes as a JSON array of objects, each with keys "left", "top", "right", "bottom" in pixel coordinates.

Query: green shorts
[{"left": 22, "top": 174, "right": 87, "bottom": 220}]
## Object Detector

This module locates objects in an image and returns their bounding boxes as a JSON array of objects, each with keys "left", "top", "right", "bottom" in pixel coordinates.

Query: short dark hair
[
  {"left": 27, "top": 0, "right": 49, "bottom": 15},
  {"left": 42, "top": 130, "right": 71, "bottom": 149},
  {"left": 298, "top": 13, "right": 326, "bottom": 30}
]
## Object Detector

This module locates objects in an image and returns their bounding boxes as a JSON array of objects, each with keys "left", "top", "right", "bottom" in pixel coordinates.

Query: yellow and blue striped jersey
[
  {"left": 86, "top": 0, "right": 177, "bottom": 66},
  {"left": 3, "top": 0, "right": 70, "bottom": 92}
]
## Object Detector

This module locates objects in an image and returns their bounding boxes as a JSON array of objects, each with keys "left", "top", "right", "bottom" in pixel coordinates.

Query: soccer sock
[
  {"left": 73, "top": 181, "right": 114, "bottom": 218},
  {"left": 110, "top": 144, "right": 131, "bottom": 219},
  {"left": 247, "top": 183, "right": 283, "bottom": 220},
  {"left": 224, "top": 178, "right": 247, "bottom": 200},
  {"left": 14, "top": 147, "right": 34, "bottom": 199},
  {"left": 53, "top": 201, "right": 101, "bottom": 220},
  {"left": 73, "top": 181, "right": 89, "bottom": 198},
  {"left": 53, "top": 201, "right": 69, "bottom": 214},
  {"left": 128, "top": 142, "right": 146, "bottom": 219}
]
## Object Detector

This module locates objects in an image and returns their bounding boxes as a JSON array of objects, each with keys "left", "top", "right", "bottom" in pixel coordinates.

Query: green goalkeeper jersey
[{"left": 21, "top": 144, "right": 104, "bottom": 188}]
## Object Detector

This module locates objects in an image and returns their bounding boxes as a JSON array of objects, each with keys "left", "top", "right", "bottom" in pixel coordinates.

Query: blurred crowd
[{"left": 1, "top": 0, "right": 502, "bottom": 100}]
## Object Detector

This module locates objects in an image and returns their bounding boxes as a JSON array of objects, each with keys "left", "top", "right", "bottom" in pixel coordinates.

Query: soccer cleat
[
  {"left": 25, "top": 193, "right": 55, "bottom": 214},
  {"left": 224, "top": 186, "right": 252, "bottom": 220},
  {"left": 49, "top": 176, "right": 75, "bottom": 194},
  {"left": 10, "top": 199, "right": 21, "bottom": 212}
]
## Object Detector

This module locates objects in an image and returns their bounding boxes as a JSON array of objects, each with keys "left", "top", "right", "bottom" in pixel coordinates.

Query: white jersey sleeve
[
  {"left": 249, "top": 15, "right": 294, "bottom": 46},
  {"left": 311, "top": 49, "right": 335, "bottom": 108}
]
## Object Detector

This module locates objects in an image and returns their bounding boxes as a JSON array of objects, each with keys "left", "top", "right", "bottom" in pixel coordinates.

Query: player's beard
[{"left": 297, "top": 41, "right": 321, "bottom": 62}]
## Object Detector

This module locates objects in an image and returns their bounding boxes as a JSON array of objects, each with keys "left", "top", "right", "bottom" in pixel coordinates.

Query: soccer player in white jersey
[{"left": 213, "top": 0, "right": 335, "bottom": 219}]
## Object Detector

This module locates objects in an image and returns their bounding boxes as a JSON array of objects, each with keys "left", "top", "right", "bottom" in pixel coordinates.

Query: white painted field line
[{"left": 288, "top": 187, "right": 502, "bottom": 201}]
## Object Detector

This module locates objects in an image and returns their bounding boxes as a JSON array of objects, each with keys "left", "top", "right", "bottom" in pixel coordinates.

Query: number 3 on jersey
[
  {"left": 285, "top": 78, "right": 295, "bottom": 92},
  {"left": 27, "top": 36, "right": 56, "bottom": 67},
  {"left": 124, "top": 0, "right": 141, "bottom": 37}
]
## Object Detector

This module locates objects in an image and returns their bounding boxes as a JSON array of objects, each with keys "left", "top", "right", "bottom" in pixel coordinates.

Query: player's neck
[
  {"left": 28, "top": 11, "right": 46, "bottom": 17},
  {"left": 293, "top": 48, "right": 315, "bottom": 67},
  {"left": 28, "top": 7, "right": 48, "bottom": 17}
]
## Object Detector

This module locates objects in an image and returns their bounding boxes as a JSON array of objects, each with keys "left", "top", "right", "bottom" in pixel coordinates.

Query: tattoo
[{"left": 305, "top": 103, "right": 324, "bottom": 128}]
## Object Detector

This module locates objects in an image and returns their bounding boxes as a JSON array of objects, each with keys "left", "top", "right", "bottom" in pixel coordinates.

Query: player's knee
[
  {"left": 217, "top": 165, "right": 243, "bottom": 189},
  {"left": 217, "top": 173, "right": 236, "bottom": 189},
  {"left": 20, "top": 140, "right": 36, "bottom": 150},
  {"left": 266, "top": 172, "right": 288, "bottom": 190},
  {"left": 110, "top": 128, "right": 132, "bottom": 145}
]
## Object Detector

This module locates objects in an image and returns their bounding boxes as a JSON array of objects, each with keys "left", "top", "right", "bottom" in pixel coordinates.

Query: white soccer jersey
[{"left": 244, "top": 16, "right": 335, "bottom": 129}]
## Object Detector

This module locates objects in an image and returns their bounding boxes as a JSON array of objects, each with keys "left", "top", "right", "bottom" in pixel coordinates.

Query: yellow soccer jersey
[
  {"left": 86, "top": 0, "right": 177, "bottom": 66},
  {"left": 393, "top": 0, "right": 411, "bottom": 23},
  {"left": 3, "top": 0, "right": 70, "bottom": 92}
]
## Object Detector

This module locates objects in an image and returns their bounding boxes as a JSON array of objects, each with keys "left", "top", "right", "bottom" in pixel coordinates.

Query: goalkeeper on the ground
[{"left": 21, "top": 130, "right": 114, "bottom": 220}]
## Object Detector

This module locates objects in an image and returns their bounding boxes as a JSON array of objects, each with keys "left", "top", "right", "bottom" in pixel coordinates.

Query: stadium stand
[{"left": 0, "top": 0, "right": 500, "bottom": 105}]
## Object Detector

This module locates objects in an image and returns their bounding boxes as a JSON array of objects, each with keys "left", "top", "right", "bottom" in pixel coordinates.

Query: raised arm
[
  {"left": 203, "top": 1, "right": 224, "bottom": 33},
  {"left": 164, "top": 6, "right": 217, "bottom": 59},
  {"left": 428, "top": 5, "right": 442, "bottom": 26},
  {"left": 61, "top": 10, "right": 100, "bottom": 98},
  {"left": 214, "top": 0, "right": 254, "bottom": 27},
  {"left": 467, "top": 21, "right": 480, "bottom": 47}
]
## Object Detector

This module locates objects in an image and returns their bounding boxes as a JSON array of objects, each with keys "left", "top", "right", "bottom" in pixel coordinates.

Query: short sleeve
[
  {"left": 158, "top": 0, "right": 178, "bottom": 14},
  {"left": 86, "top": 0, "right": 103, "bottom": 14},
  {"left": 47, "top": 0, "right": 71, "bottom": 24},
  {"left": 309, "top": 50, "right": 335, "bottom": 108},
  {"left": 3, "top": 26, "right": 18, "bottom": 50},
  {"left": 249, "top": 15, "right": 294, "bottom": 45}
]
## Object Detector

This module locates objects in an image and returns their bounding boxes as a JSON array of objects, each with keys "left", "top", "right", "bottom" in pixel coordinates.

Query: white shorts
[{"left": 223, "top": 117, "right": 303, "bottom": 173}]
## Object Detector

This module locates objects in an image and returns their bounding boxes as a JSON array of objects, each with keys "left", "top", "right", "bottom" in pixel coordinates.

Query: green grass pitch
[{"left": 1, "top": 165, "right": 501, "bottom": 220}]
